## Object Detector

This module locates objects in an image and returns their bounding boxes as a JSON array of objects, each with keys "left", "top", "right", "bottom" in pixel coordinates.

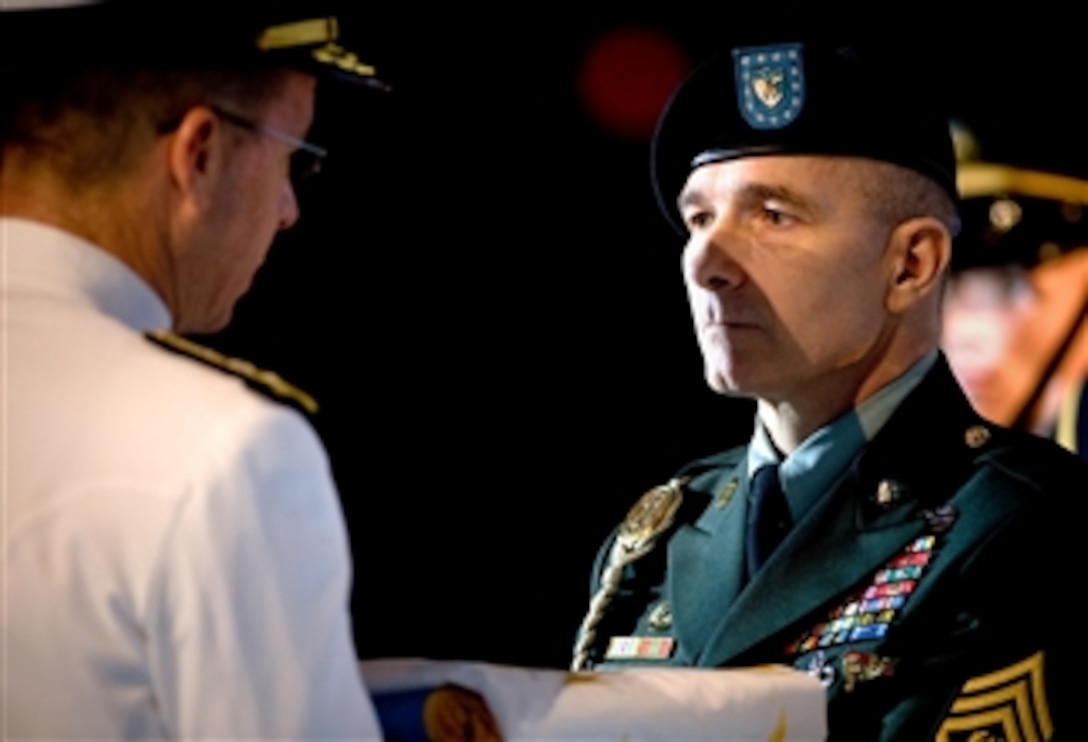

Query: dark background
[{"left": 200, "top": 6, "right": 1088, "bottom": 669}]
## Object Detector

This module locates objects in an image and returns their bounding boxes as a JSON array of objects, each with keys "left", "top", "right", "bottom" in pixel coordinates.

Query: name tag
[{"left": 605, "top": 636, "right": 675, "bottom": 661}]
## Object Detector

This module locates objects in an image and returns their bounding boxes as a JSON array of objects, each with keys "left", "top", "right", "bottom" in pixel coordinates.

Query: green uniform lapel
[
  {"left": 696, "top": 462, "right": 927, "bottom": 666},
  {"left": 666, "top": 466, "right": 748, "bottom": 662}
]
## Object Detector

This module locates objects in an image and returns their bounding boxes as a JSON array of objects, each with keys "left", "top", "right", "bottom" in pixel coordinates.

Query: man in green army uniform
[{"left": 572, "top": 35, "right": 1086, "bottom": 741}]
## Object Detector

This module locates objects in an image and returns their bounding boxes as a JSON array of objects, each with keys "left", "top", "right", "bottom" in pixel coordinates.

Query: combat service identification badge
[
  {"left": 734, "top": 44, "right": 805, "bottom": 130},
  {"left": 935, "top": 651, "right": 1053, "bottom": 742}
]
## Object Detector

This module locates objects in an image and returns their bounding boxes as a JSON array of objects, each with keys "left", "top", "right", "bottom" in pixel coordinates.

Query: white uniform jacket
[{"left": 1, "top": 218, "right": 382, "bottom": 739}]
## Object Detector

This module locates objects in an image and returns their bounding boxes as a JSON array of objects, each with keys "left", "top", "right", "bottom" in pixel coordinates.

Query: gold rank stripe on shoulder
[
  {"left": 256, "top": 18, "right": 339, "bottom": 51},
  {"left": 147, "top": 331, "right": 318, "bottom": 415},
  {"left": 935, "top": 651, "right": 1054, "bottom": 742}
]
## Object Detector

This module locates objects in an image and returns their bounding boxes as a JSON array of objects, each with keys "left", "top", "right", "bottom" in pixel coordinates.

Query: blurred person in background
[{"left": 943, "top": 134, "right": 1088, "bottom": 459}]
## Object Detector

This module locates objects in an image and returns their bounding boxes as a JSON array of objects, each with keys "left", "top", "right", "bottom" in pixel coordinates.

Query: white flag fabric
[{"left": 361, "top": 658, "right": 826, "bottom": 741}]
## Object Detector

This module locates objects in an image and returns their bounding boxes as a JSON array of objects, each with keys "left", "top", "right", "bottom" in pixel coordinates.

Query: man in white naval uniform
[{"left": 1, "top": 3, "right": 387, "bottom": 738}]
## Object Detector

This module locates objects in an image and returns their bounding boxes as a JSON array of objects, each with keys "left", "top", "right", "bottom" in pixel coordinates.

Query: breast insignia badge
[
  {"left": 806, "top": 650, "right": 836, "bottom": 688},
  {"left": 841, "top": 651, "right": 899, "bottom": 693}
]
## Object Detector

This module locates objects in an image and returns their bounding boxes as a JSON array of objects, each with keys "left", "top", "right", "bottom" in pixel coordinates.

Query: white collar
[{"left": 2, "top": 217, "right": 172, "bottom": 331}]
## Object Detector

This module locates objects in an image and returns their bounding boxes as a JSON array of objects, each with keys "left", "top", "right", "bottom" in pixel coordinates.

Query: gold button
[{"left": 965, "top": 425, "right": 991, "bottom": 449}]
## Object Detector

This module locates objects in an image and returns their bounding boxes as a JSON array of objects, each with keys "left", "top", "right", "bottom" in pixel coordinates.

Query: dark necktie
[{"left": 745, "top": 463, "right": 792, "bottom": 579}]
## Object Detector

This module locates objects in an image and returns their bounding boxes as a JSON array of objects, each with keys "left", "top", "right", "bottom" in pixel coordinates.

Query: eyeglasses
[{"left": 207, "top": 105, "right": 328, "bottom": 185}]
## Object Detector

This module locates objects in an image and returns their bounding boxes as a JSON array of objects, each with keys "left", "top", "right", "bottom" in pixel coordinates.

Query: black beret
[{"left": 650, "top": 38, "right": 957, "bottom": 234}]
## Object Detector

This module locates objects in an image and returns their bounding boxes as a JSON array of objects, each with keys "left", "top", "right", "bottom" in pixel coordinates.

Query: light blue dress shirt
[{"left": 747, "top": 351, "right": 938, "bottom": 522}]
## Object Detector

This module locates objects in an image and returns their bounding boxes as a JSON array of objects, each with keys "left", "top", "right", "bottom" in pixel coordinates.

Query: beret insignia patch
[
  {"left": 935, "top": 651, "right": 1053, "bottom": 742},
  {"left": 734, "top": 44, "right": 805, "bottom": 130}
]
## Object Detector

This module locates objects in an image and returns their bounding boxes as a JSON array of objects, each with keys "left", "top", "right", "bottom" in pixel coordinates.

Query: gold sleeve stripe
[
  {"left": 257, "top": 18, "right": 340, "bottom": 51},
  {"left": 766, "top": 710, "right": 788, "bottom": 742},
  {"left": 935, "top": 651, "right": 1053, "bottom": 742}
]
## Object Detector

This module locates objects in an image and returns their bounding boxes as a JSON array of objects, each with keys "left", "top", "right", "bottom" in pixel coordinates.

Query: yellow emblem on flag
[
  {"left": 422, "top": 683, "right": 501, "bottom": 742},
  {"left": 766, "top": 710, "right": 788, "bottom": 742}
]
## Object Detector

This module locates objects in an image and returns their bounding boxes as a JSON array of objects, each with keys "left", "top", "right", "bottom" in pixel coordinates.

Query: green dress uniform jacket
[{"left": 578, "top": 356, "right": 1085, "bottom": 741}]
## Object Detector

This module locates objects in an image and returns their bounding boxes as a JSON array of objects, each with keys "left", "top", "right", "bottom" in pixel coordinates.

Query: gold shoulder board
[
  {"left": 935, "top": 651, "right": 1053, "bottom": 742},
  {"left": 146, "top": 330, "right": 318, "bottom": 415}
]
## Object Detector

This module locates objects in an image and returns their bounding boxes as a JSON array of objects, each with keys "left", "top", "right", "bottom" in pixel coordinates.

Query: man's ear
[
  {"left": 884, "top": 216, "right": 952, "bottom": 314},
  {"left": 167, "top": 106, "right": 225, "bottom": 214}
]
